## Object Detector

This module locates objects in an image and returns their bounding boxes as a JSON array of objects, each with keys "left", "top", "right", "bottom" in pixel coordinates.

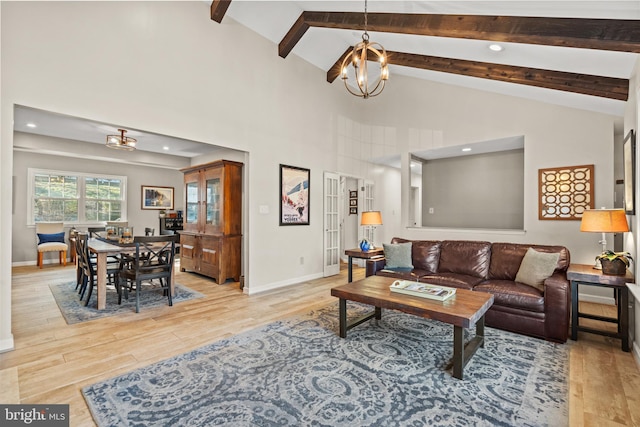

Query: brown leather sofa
[{"left": 365, "top": 238, "right": 571, "bottom": 343}]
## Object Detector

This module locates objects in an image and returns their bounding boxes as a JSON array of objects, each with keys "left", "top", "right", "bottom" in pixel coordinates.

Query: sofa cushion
[
  {"left": 420, "top": 273, "right": 483, "bottom": 290},
  {"left": 489, "top": 243, "right": 569, "bottom": 280},
  {"left": 383, "top": 242, "right": 413, "bottom": 269},
  {"left": 515, "top": 248, "right": 560, "bottom": 291},
  {"left": 377, "top": 268, "right": 430, "bottom": 281},
  {"left": 437, "top": 240, "right": 491, "bottom": 279},
  {"left": 412, "top": 241, "right": 441, "bottom": 273},
  {"left": 475, "top": 280, "right": 545, "bottom": 313},
  {"left": 391, "top": 238, "right": 441, "bottom": 273}
]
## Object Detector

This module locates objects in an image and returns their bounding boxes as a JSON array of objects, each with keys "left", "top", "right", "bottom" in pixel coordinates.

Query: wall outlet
[
  {"left": 300, "top": 256, "right": 304, "bottom": 265},
  {"left": 429, "top": 207, "right": 434, "bottom": 214}
]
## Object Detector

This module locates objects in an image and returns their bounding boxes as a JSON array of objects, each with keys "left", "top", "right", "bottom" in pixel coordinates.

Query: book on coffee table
[{"left": 390, "top": 280, "right": 456, "bottom": 301}]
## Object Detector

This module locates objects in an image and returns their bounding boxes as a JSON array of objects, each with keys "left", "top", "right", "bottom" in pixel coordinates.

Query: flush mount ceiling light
[
  {"left": 106, "top": 128, "right": 137, "bottom": 151},
  {"left": 340, "top": 0, "right": 389, "bottom": 99},
  {"left": 489, "top": 44, "right": 504, "bottom": 52}
]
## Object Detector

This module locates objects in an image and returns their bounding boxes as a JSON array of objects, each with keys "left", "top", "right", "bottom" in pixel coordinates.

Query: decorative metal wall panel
[{"left": 539, "top": 164, "right": 594, "bottom": 220}]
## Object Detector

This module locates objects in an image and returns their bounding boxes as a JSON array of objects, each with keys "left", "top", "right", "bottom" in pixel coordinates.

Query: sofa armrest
[
  {"left": 366, "top": 257, "right": 386, "bottom": 277},
  {"left": 543, "top": 271, "right": 571, "bottom": 342}
]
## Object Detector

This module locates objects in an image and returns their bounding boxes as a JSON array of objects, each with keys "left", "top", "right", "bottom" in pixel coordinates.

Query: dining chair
[
  {"left": 118, "top": 235, "right": 178, "bottom": 313},
  {"left": 145, "top": 227, "right": 155, "bottom": 236},
  {"left": 35, "top": 222, "right": 68, "bottom": 268},
  {"left": 76, "top": 232, "right": 120, "bottom": 306},
  {"left": 88, "top": 227, "right": 106, "bottom": 238}
]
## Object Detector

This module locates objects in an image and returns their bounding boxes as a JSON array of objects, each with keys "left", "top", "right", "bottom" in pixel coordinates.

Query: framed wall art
[
  {"left": 623, "top": 129, "right": 636, "bottom": 215},
  {"left": 280, "top": 164, "right": 310, "bottom": 225},
  {"left": 538, "top": 164, "right": 594, "bottom": 220},
  {"left": 349, "top": 207, "right": 358, "bottom": 215},
  {"left": 141, "top": 185, "right": 174, "bottom": 210}
]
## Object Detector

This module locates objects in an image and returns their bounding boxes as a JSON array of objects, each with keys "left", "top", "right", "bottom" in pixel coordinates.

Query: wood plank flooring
[{"left": 2, "top": 262, "right": 640, "bottom": 426}]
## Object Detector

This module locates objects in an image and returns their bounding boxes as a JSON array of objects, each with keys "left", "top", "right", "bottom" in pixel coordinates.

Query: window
[{"left": 29, "top": 168, "right": 127, "bottom": 225}]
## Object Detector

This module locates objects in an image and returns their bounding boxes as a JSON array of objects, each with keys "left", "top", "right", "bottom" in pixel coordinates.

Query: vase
[
  {"left": 601, "top": 258, "right": 627, "bottom": 275},
  {"left": 359, "top": 239, "right": 370, "bottom": 252}
]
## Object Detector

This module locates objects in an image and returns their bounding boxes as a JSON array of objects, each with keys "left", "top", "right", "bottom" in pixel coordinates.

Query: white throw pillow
[{"left": 515, "top": 247, "right": 560, "bottom": 292}]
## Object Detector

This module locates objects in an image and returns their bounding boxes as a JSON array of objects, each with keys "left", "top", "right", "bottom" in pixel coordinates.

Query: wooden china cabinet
[{"left": 179, "top": 160, "right": 243, "bottom": 283}]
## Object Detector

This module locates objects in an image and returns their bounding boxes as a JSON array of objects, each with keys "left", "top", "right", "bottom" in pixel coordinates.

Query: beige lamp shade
[
  {"left": 361, "top": 211, "right": 383, "bottom": 226},
  {"left": 580, "top": 209, "right": 629, "bottom": 233}
]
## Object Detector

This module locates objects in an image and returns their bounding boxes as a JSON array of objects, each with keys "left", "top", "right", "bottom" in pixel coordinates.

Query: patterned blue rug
[
  {"left": 83, "top": 303, "right": 569, "bottom": 426},
  {"left": 49, "top": 281, "right": 204, "bottom": 324}
]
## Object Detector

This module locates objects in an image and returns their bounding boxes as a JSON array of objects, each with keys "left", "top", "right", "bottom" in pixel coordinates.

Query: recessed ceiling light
[
  {"left": 163, "top": 146, "right": 169, "bottom": 151},
  {"left": 26, "top": 123, "right": 37, "bottom": 128},
  {"left": 489, "top": 44, "right": 504, "bottom": 52},
  {"left": 462, "top": 148, "right": 472, "bottom": 152}
]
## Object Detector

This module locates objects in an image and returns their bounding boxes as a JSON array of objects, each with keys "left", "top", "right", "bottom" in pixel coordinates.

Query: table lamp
[
  {"left": 579, "top": 208, "right": 629, "bottom": 269},
  {"left": 360, "top": 211, "right": 383, "bottom": 251}
]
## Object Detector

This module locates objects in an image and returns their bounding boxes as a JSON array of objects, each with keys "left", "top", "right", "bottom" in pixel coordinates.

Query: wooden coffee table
[{"left": 331, "top": 275, "right": 494, "bottom": 380}]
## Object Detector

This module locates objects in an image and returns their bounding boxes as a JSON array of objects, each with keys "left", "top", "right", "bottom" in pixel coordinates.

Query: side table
[
  {"left": 567, "top": 263, "right": 634, "bottom": 352},
  {"left": 344, "top": 248, "right": 384, "bottom": 282}
]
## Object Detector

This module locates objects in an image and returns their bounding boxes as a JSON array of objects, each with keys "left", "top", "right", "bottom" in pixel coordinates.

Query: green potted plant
[
  {"left": 596, "top": 250, "right": 633, "bottom": 275},
  {"left": 159, "top": 209, "right": 166, "bottom": 218}
]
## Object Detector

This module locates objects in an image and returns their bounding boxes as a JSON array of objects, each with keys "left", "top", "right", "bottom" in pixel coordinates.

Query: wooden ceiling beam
[
  {"left": 327, "top": 50, "right": 628, "bottom": 101},
  {"left": 280, "top": 11, "right": 640, "bottom": 58},
  {"left": 210, "top": 0, "right": 232, "bottom": 23}
]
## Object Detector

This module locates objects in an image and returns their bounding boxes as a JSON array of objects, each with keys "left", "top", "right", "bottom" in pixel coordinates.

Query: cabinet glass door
[
  {"left": 186, "top": 181, "right": 199, "bottom": 225},
  {"left": 206, "top": 177, "right": 221, "bottom": 227}
]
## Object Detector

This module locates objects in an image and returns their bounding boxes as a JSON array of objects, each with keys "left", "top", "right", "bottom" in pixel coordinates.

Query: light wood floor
[{"left": 2, "top": 262, "right": 640, "bottom": 426}]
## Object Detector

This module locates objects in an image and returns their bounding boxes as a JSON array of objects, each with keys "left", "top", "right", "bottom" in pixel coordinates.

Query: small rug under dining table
[
  {"left": 49, "top": 281, "right": 204, "bottom": 324},
  {"left": 82, "top": 302, "right": 569, "bottom": 426}
]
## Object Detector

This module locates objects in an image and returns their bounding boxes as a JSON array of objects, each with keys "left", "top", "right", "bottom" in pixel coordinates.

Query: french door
[{"left": 323, "top": 172, "right": 340, "bottom": 277}]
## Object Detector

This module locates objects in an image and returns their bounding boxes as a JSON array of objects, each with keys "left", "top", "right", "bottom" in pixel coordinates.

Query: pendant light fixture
[
  {"left": 106, "top": 128, "right": 137, "bottom": 151},
  {"left": 340, "top": 0, "right": 389, "bottom": 99}
]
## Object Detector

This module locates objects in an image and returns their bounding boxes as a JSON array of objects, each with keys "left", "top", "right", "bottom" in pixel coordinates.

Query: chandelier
[
  {"left": 340, "top": 0, "right": 389, "bottom": 99},
  {"left": 106, "top": 129, "right": 137, "bottom": 151}
]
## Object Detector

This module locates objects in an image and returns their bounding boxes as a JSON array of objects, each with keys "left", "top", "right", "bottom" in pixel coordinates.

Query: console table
[
  {"left": 344, "top": 247, "right": 384, "bottom": 282},
  {"left": 567, "top": 263, "right": 634, "bottom": 352}
]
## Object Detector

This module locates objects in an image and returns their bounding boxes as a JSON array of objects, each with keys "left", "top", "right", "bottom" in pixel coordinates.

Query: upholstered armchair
[{"left": 36, "top": 222, "right": 68, "bottom": 268}]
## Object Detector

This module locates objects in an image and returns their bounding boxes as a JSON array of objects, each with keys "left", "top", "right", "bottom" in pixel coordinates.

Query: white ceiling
[
  {"left": 226, "top": 0, "right": 639, "bottom": 117},
  {"left": 13, "top": 1, "right": 640, "bottom": 158},
  {"left": 13, "top": 105, "right": 215, "bottom": 158}
]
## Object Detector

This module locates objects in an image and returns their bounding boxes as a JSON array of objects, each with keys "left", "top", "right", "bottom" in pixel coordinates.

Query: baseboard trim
[
  {"left": 244, "top": 272, "right": 324, "bottom": 295},
  {"left": 12, "top": 259, "right": 72, "bottom": 267},
  {"left": 0, "top": 336, "right": 15, "bottom": 353}
]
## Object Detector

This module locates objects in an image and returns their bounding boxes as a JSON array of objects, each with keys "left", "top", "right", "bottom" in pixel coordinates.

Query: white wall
[
  {"left": 358, "top": 75, "right": 617, "bottom": 269},
  {"left": 0, "top": 1, "right": 358, "bottom": 351},
  {"left": 0, "top": 1, "right": 629, "bottom": 353}
]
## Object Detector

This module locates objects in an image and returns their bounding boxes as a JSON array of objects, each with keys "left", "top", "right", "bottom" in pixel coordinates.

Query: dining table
[{"left": 87, "top": 236, "right": 177, "bottom": 310}]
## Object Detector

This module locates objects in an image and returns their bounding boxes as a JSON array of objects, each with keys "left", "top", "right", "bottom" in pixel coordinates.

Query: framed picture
[
  {"left": 280, "top": 164, "right": 310, "bottom": 225},
  {"left": 624, "top": 129, "right": 636, "bottom": 215},
  {"left": 349, "top": 190, "right": 357, "bottom": 198},
  {"left": 349, "top": 207, "right": 358, "bottom": 215},
  {"left": 349, "top": 199, "right": 357, "bottom": 206},
  {"left": 538, "top": 164, "right": 594, "bottom": 220},
  {"left": 141, "top": 185, "right": 174, "bottom": 210}
]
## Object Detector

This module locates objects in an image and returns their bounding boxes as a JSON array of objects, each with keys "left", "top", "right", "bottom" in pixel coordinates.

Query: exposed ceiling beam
[
  {"left": 210, "top": 0, "right": 232, "bottom": 23},
  {"left": 327, "top": 50, "right": 629, "bottom": 101},
  {"left": 280, "top": 11, "right": 640, "bottom": 58}
]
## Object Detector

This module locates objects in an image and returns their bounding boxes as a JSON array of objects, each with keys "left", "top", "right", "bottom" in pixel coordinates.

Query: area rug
[
  {"left": 83, "top": 302, "right": 569, "bottom": 426},
  {"left": 49, "top": 281, "right": 204, "bottom": 324}
]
